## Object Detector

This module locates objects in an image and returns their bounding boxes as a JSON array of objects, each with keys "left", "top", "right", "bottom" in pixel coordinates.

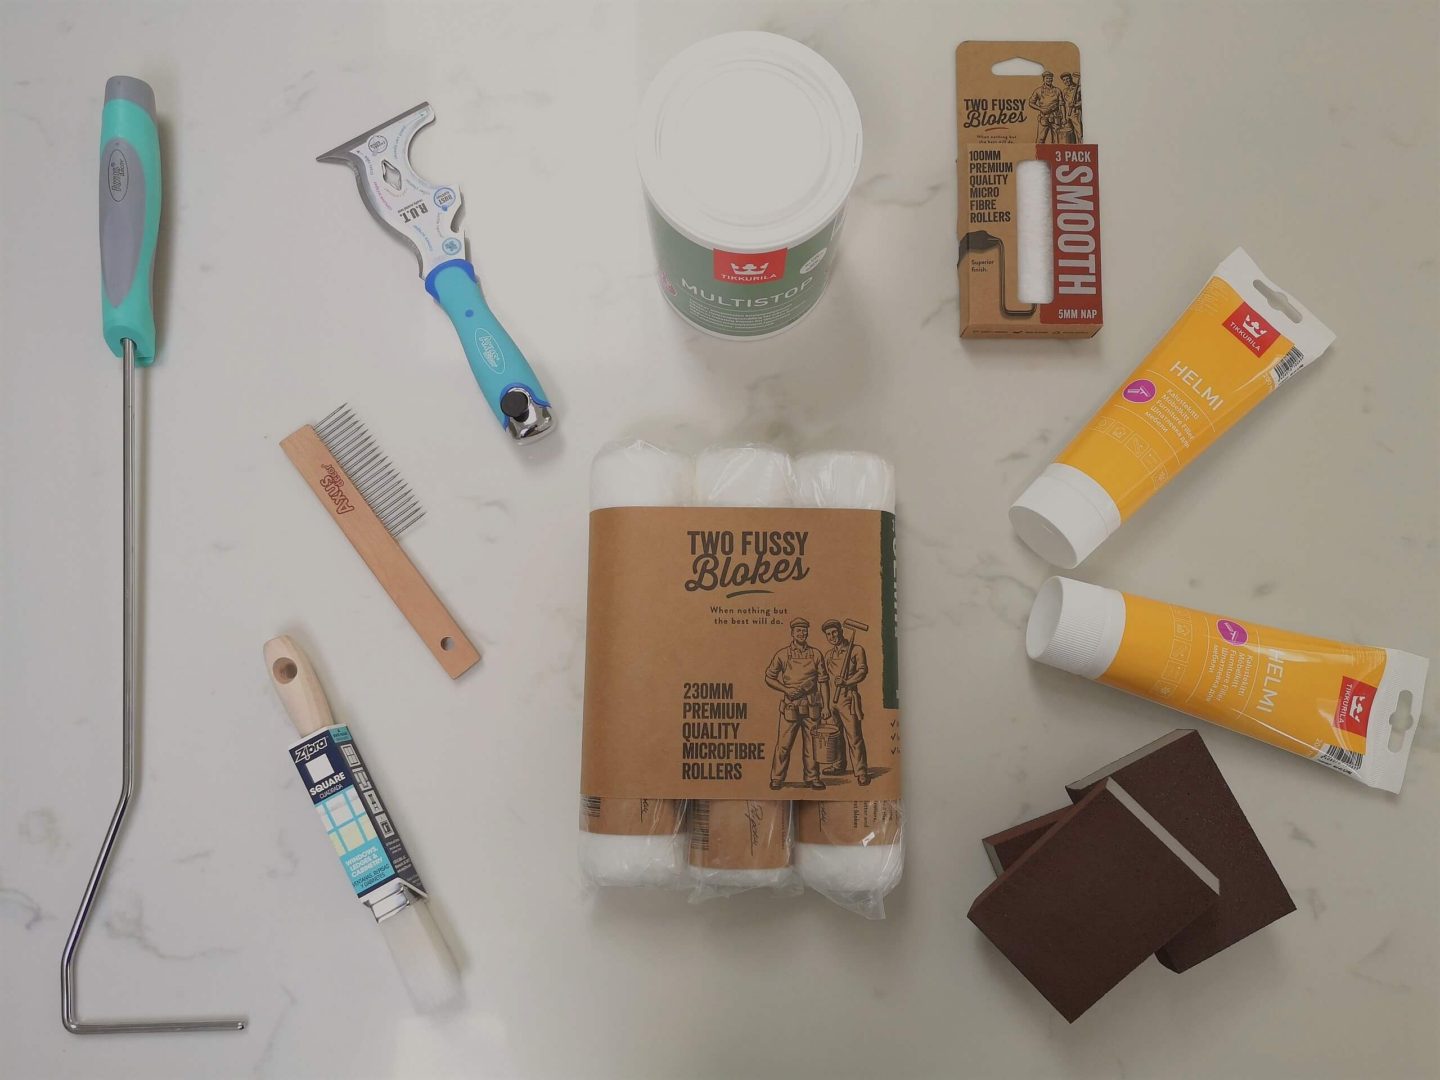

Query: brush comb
[{"left": 281, "top": 405, "right": 480, "bottom": 678}]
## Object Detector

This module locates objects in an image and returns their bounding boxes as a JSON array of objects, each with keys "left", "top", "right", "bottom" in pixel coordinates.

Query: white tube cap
[
  {"left": 1009, "top": 463, "right": 1121, "bottom": 569},
  {"left": 1026, "top": 576, "right": 1126, "bottom": 680}
]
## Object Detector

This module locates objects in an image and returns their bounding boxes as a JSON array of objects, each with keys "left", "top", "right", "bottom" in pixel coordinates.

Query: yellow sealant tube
[
  {"left": 1011, "top": 249, "right": 1336, "bottom": 568},
  {"left": 1027, "top": 577, "right": 1429, "bottom": 792}
]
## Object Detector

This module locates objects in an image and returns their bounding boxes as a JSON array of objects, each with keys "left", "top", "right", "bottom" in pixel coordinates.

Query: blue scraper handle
[{"left": 426, "top": 260, "right": 551, "bottom": 429}]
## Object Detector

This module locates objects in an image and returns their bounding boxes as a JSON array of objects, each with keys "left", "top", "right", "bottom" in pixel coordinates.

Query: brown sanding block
[
  {"left": 968, "top": 779, "right": 1219, "bottom": 1023},
  {"left": 1065, "top": 728, "right": 1295, "bottom": 973},
  {"left": 981, "top": 806, "right": 1072, "bottom": 875}
]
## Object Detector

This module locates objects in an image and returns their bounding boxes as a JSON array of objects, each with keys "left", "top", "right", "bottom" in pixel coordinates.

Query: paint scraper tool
[{"left": 318, "top": 103, "right": 555, "bottom": 442}]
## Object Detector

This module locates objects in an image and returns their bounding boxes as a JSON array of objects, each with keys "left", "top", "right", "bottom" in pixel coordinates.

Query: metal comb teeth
[{"left": 313, "top": 405, "right": 425, "bottom": 538}]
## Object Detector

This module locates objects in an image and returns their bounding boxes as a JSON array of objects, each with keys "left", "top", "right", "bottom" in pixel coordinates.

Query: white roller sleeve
[
  {"left": 690, "top": 446, "right": 797, "bottom": 890},
  {"left": 1016, "top": 159, "right": 1054, "bottom": 305},
  {"left": 579, "top": 441, "right": 692, "bottom": 887},
  {"left": 791, "top": 452, "right": 903, "bottom": 915}
]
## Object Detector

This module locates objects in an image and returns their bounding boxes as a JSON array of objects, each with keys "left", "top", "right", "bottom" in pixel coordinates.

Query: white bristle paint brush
[
  {"left": 264, "top": 635, "right": 461, "bottom": 1012},
  {"left": 579, "top": 442, "right": 692, "bottom": 886},
  {"left": 792, "top": 452, "right": 904, "bottom": 915},
  {"left": 688, "top": 447, "right": 798, "bottom": 892}
]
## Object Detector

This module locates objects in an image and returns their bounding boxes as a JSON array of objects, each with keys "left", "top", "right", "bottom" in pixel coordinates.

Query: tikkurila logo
[
  {"left": 1223, "top": 302, "right": 1277, "bottom": 358},
  {"left": 1334, "top": 676, "right": 1378, "bottom": 737},
  {"left": 713, "top": 247, "right": 787, "bottom": 284}
]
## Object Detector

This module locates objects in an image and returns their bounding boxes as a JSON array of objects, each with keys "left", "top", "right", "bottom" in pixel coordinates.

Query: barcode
[
  {"left": 690, "top": 800, "right": 710, "bottom": 851},
  {"left": 1270, "top": 346, "right": 1305, "bottom": 386},
  {"left": 581, "top": 795, "right": 601, "bottom": 819},
  {"left": 1317, "top": 744, "right": 1362, "bottom": 773}
]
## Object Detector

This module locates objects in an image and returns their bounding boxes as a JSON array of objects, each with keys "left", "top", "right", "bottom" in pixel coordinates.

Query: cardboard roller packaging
[
  {"left": 977, "top": 729, "right": 1296, "bottom": 974},
  {"left": 968, "top": 779, "right": 1219, "bottom": 1023}
]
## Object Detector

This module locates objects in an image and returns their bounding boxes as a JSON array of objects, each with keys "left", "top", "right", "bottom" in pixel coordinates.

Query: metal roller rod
[{"left": 60, "top": 342, "right": 247, "bottom": 1034}]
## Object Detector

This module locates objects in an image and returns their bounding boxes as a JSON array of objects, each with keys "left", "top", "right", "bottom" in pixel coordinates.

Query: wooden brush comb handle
[{"left": 281, "top": 425, "right": 481, "bottom": 679}]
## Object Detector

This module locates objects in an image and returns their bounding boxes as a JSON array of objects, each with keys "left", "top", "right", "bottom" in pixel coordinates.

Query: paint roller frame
[{"left": 958, "top": 230, "right": 1036, "bottom": 318}]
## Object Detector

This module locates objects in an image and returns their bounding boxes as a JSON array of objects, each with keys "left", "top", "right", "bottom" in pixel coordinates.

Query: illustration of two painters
[{"left": 764, "top": 617, "right": 871, "bottom": 790}]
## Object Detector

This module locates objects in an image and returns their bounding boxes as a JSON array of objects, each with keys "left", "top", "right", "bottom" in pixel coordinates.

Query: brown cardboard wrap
[
  {"left": 796, "top": 799, "right": 902, "bottom": 847},
  {"left": 689, "top": 800, "right": 793, "bottom": 870},
  {"left": 582, "top": 506, "right": 900, "bottom": 803},
  {"left": 579, "top": 796, "right": 684, "bottom": 837}
]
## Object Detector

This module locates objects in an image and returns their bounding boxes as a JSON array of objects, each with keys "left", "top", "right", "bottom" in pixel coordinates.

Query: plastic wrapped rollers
[
  {"left": 689, "top": 447, "right": 799, "bottom": 893},
  {"left": 791, "top": 452, "right": 904, "bottom": 917},
  {"left": 578, "top": 442, "right": 692, "bottom": 886}
]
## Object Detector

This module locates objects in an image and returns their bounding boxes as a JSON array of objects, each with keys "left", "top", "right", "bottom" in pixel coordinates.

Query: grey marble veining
[{"left": 1, "top": 1, "right": 1437, "bottom": 1077}]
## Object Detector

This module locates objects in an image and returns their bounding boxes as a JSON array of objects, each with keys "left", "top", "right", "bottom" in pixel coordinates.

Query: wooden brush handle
[
  {"left": 264, "top": 635, "right": 334, "bottom": 737},
  {"left": 281, "top": 426, "right": 481, "bottom": 679}
]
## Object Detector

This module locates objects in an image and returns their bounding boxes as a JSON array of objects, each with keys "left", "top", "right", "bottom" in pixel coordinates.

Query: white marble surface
[{"left": 2, "top": 1, "right": 1438, "bottom": 1077}]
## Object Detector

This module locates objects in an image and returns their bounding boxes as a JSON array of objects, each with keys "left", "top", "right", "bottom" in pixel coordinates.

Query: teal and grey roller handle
[
  {"left": 318, "top": 103, "right": 555, "bottom": 442},
  {"left": 64, "top": 77, "right": 248, "bottom": 1035},
  {"left": 99, "top": 76, "right": 162, "bottom": 364}
]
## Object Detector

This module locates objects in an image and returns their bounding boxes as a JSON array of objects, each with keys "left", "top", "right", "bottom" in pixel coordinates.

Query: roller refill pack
[
  {"left": 956, "top": 41, "right": 1101, "bottom": 338},
  {"left": 580, "top": 442, "right": 902, "bottom": 917}
]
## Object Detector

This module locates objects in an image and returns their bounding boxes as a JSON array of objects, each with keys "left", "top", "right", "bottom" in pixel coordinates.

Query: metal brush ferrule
[{"left": 366, "top": 880, "right": 429, "bottom": 924}]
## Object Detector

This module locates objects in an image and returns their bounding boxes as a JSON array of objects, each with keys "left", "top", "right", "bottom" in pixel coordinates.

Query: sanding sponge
[
  {"left": 968, "top": 779, "right": 1218, "bottom": 1023},
  {"left": 980, "top": 806, "right": 1072, "bottom": 875},
  {"left": 1065, "top": 728, "right": 1296, "bottom": 972}
]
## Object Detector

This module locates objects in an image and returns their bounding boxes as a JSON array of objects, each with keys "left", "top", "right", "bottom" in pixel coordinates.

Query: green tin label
[{"left": 645, "top": 201, "right": 842, "bottom": 337}]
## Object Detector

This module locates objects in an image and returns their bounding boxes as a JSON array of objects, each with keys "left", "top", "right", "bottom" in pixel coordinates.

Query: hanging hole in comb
[
  {"left": 272, "top": 658, "right": 298, "bottom": 684},
  {"left": 1386, "top": 690, "right": 1415, "bottom": 753},
  {"left": 990, "top": 56, "right": 1046, "bottom": 77},
  {"left": 1253, "top": 279, "right": 1302, "bottom": 324},
  {"left": 440, "top": 637, "right": 454, "bottom": 651}
]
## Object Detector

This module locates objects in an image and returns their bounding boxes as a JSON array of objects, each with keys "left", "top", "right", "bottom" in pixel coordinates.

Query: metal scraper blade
[{"left": 317, "top": 103, "right": 466, "bottom": 279}]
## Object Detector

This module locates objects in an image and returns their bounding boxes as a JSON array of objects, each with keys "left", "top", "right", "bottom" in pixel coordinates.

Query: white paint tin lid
[{"left": 638, "top": 31, "right": 863, "bottom": 253}]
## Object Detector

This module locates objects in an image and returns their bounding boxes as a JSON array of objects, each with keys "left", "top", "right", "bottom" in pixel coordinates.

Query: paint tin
[{"left": 638, "top": 32, "right": 863, "bottom": 339}]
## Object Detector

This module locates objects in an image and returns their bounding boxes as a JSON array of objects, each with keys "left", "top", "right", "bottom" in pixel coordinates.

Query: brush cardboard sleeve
[
  {"left": 580, "top": 442, "right": 903, "bottom": 917},
  {"left": 956, "top": 41, "right": 1101, "bottom": 338}
]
